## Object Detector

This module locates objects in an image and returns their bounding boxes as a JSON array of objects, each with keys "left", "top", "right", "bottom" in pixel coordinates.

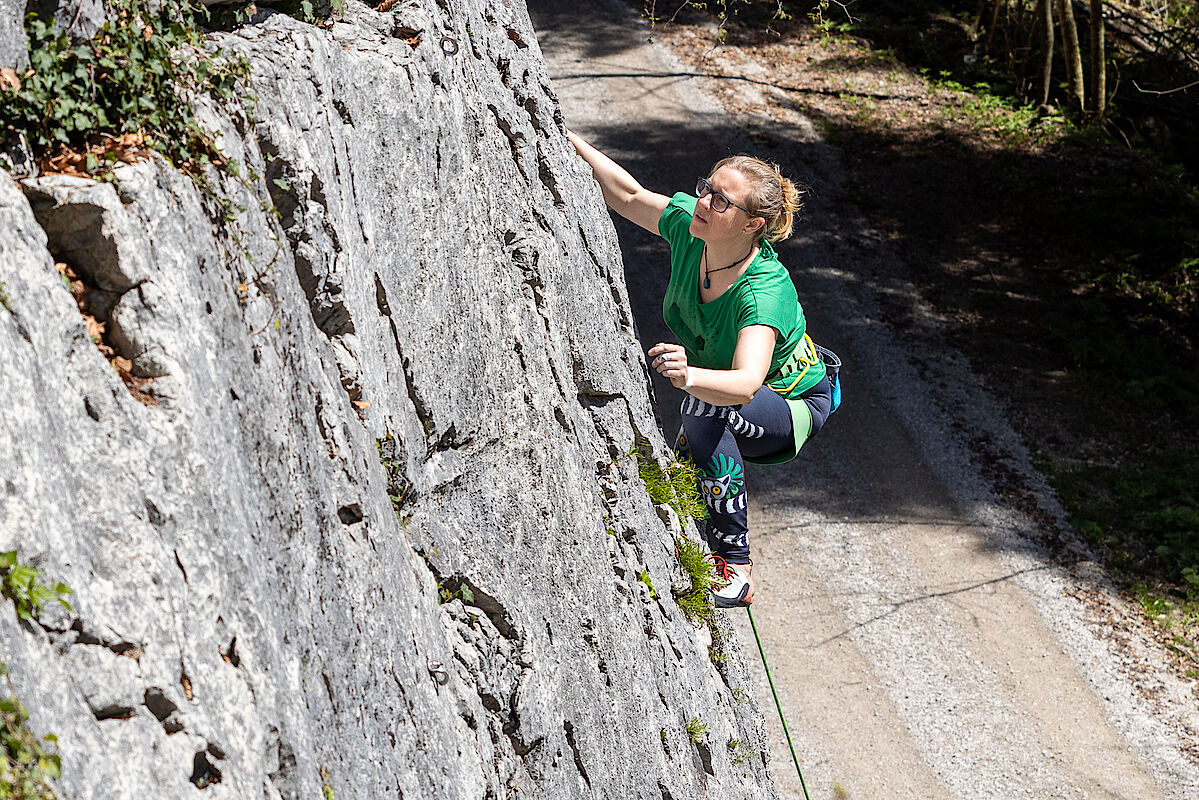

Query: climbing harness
[
  {"left": 767, "top": 333, "right": 842, "bottom": 414},
  {"left": 746, "top": 607, "right": 812, "bottom": 800}
]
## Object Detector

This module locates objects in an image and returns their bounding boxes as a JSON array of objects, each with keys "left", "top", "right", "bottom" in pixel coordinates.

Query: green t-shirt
[{"left": 657, "top": 193, "right": 825, "bottom": 397}]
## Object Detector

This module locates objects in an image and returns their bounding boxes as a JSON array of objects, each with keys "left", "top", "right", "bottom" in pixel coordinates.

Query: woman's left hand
[{"left": 648, "top": 343, "right": 690, "bottom": 389}]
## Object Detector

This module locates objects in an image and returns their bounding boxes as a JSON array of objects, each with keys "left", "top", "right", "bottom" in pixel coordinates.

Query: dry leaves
[
  {"left": 39, "top": 130, "right": 153, "bottom": 177},
  {"left": 0, "top": 67, "right": 19, "bottom": 92},
  {"left": 57, "top": 261, "right": 157, "bottom": 405}
]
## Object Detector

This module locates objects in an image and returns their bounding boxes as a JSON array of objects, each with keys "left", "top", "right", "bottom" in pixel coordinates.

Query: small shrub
[
  {"left": 0, "top": 551, "right": 72, "bottom": 622},
  {"left": 0, "top": 663, "right": 61, "bottom": 799}
]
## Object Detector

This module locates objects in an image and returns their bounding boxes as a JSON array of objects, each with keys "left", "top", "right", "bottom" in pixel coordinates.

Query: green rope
[{"left": 746, "top": 606, "right": 811, "bottom": 800}]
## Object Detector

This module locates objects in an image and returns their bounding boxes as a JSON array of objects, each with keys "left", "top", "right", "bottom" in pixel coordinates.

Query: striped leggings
[{"left": 674, "top": 387, "right": 793, "bottom": 564}]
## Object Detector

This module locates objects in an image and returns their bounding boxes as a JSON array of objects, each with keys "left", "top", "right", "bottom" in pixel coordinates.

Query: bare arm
[
  {"left": 567, "top": 129, "right": 669, "bottom": 235},
  {"left": 648, "top": 325, "right": 777, "bottom": 407}
]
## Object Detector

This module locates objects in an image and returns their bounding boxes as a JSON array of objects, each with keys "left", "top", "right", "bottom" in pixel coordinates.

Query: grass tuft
[
  {"left": 672, "top": 535, "right": 717, "bottom": 626},
  {"left": 685, "top": 716, "right": 709, "bottom": 743},
  {"left": 633, "top": 444, "right": 707, "bottom": 522}
]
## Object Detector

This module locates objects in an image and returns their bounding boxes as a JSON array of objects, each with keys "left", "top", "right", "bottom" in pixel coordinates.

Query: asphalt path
[{"left": 526, "top": 1, "right": 1199, "bottom": 797}]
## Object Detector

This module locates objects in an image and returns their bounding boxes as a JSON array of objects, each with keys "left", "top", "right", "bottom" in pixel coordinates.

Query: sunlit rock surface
[{"left": 0, "top": 2, "right": 776, "bottom": 798}]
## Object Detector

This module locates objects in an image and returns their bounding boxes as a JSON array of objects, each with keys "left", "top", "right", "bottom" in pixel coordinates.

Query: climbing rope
[{"left": 746, "top": 606, "right": 812, "bottom": 800}]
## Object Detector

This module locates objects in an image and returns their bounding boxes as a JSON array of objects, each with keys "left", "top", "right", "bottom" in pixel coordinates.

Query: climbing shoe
[{"left": 709, "top": 555, "right": 753, "bottom": 608}]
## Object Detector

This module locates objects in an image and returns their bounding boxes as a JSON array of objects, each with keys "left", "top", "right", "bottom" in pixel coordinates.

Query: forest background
[{"left": 639, "top": 0, "right": 1199, "bottom": 676}]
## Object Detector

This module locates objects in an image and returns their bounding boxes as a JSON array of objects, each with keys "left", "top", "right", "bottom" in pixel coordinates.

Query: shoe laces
[{"left": 707, "top": 554, "right": 735, "bottom": 586}]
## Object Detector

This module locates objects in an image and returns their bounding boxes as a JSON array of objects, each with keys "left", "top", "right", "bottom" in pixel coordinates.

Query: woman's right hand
[
  {"left": 648, "top": 342, "right": 691, "bottom": 389},
  {"left": 565, "top": 130, "right": 669, "bottom": 235}
]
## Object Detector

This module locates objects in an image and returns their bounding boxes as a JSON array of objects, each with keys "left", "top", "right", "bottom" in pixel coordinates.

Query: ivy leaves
[{"left": 0, "top": 0, "right": 251, "bottom": 173}]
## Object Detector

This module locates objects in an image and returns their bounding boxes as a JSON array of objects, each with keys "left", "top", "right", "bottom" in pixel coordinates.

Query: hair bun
[{"left": 709, "top": 155, "right": 804, "bottom": 244}]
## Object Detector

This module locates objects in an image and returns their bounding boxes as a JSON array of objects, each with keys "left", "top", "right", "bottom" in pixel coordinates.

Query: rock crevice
[{"left": 0, "top": 2, "right": 777, "bottom": 799}]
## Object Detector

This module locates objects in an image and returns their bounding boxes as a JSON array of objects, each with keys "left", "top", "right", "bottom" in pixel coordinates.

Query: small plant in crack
[
  {"left": 376, "top": 433, "right": 414, "bottom": 520},
  {"left": 707, "top": 619, "right": 735, "bottom": 665},
  {"left": 318, "top": 765, "right": 335, "bottom": 800},
  {"left": 0, "top": 662, "right": 61, "bottom": 799},
  {"left": 671, "top": 535, "right": 718, "bottom": 626},
  {"left": 438, "top": 581, "right": 474, "bottom": 605},
  {"left": 630, "top": 442, "right": 706, "bottom": 523},
  {"left": 727, "top": 737, "right": 751, "bottom": 767},
  {"left": 0, "top": 550, "right": 73, "bottom": 622},
  {"left": 637, "top": 568, "right": 658, "bottom": 600},
  {"left": 684, "top": 716, "right": 709, "bottom": 744}
]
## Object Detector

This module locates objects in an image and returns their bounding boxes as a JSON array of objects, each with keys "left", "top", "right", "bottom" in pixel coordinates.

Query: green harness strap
[{"left": 746, "top": 606, "right": 812, "bottom": 800}]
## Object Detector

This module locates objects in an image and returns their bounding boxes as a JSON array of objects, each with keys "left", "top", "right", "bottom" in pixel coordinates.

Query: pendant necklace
[{"left": 703, "top": 244, "right": 755, "bottom": 290}]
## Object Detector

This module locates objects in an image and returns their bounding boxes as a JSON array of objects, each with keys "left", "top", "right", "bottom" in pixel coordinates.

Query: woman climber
[{"left": 568, "top": 131, "right": 835, "bottom": 608}]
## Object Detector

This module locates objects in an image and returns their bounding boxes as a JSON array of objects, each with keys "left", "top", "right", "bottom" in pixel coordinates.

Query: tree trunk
[
  {"left": 1089, "top": 0, "right": 1107, "bottom": 117},
  {"left": 1037, "top": 0, "right": 1055, "bottom": 107},
  {"left": 1056, "top": 0, "right": 1086, "bottom": 111},
  {"left": 984, "top": 0, "right": 1003, "bottom": 54}
]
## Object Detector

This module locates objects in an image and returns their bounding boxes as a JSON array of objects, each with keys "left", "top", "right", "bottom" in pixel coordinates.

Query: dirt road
[{"left": 526, "top": 1, "right": 1199, "bottom": 797}]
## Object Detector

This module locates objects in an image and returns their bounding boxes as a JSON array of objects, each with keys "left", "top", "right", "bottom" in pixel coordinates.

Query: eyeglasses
[{"left": 696, "top": 176, "right": 752, "bottom": 214}]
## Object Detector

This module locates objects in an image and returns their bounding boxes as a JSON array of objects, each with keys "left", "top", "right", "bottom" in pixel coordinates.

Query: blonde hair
[{"left": 709, "top": 155, "right": 804, "bottom": 243}]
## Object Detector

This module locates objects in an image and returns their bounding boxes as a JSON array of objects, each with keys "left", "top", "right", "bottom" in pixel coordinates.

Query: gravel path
[{"left": 525, "top": 1, "right": 1199, "bottom": 797}]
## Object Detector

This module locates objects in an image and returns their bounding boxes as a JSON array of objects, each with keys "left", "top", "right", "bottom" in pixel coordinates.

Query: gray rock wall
[{"left": 0, "top": 2, "right": 776, "bottom": 798}]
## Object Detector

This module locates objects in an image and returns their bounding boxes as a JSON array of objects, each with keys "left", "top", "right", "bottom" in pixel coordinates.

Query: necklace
[{"left": 703, "top": 244, "right": 755, "bottom": 289}]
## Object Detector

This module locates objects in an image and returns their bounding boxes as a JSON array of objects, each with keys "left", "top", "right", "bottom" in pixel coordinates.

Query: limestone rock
[
  {"left": 0, "top": 0, "right": 24, "bottom": 69},
  {"left": 0, "top": 2, "right": 777, "bottom": 798}
]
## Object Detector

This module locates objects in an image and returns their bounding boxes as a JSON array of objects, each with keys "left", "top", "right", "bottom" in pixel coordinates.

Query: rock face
[
  {"left": 0, "top": 0, "right": 25, "bottom": 70},
  {"left": 0, "top": 3, "right": 776, "bottom": 798}
]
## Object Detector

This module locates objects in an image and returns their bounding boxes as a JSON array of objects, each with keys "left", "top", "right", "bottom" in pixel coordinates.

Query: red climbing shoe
[{"left": 709, "top": 555, "right": 753, "bottom": 608}]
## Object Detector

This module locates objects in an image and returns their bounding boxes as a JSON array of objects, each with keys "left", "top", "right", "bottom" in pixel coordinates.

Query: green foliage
[
  {"left": 276, "top": 0, "right": 346, "bottom": 26},
  {"left": 0, "top": 552, "right": 72, "bottom": 623},
  {"left": 0, "top": 0, "right": 251, "bottom": 173},
  {"left": 637, "top": 568, "right": 658, "bottom": 600},
  {"left": 1049, "top": 453, "right": 1199, "bottom": 587},
  {"left": 633, "top": 445, "right": 707, "bottom": 522},
  {"left": 318, "top": 765, "right": 334, "bottom": 800},
  {"left": 0, "top": 282, "right": 9, "bottom": 311},
  {"left": 0, "top": 663, "right": 61, "bottom": 800},
  {"left": 437, "top": 582, "right": 474, "bottom": 605},
  {"left": 376, "top": 434, "right": 413, "bottom": 520},
  {"left": 684, "top": 716, "right": 709, "bottom": 743},
  {"left": 727, "top": 737, "right": 751, "bottom": 766},
  {"left": 672, "top": 535, "right": 718, "bottom": 625},
  {"left": 926, "top": 74, "right": 1046, "bottom": 142},
  {"left": 1138, "top": 585, "right": 1174, "bottom": 625}
]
